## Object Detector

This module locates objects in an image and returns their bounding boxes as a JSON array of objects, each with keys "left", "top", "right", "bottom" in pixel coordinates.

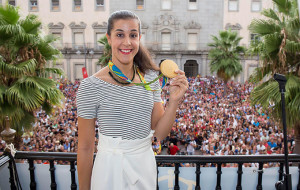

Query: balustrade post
[
  {"left": 49, "top": 160, "right": 57, "bottom": 190},
  {"left": 195, "top": 163, "right": 201, "bottom": 190},
  {"left": 28, "top": 159, "right": 36, "bottom": 190},
  {"left": 297, "top": 163, "right": 300, "bottom": 190},
  {"left": 174, "top": 163, "right": 180, "bottom": 190},
  {"left": 70, "top": 161, "right": 77, "bottom": 190},
  {"left": 279, "top": 163, "right": 284, "bottom": 181},
  {"left": 156, "top": 163, "right": 159, "bottom": 190},
  {"left": 256, "top": 162, "right": 263, "bottom": 190},
  {"left": 215, "top": 163, "right": 222, "bottom": 190},
  {"left": 236, "top": 163, "right": 243, "bottom": 190}
]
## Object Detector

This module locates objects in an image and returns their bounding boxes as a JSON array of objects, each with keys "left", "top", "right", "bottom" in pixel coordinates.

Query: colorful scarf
[{"left": 108, "top": 60, "right": 168, "bottom": 91}]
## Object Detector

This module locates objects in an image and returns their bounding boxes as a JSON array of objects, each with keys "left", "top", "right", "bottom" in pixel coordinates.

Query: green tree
[
  {"left": 97, "top": 35, "right": 111, "bottom": 67},
  {"left": 248, "top": 0, "right": 300, "bottom": 153},
  {"left": 208, "top": 30, "right": 246, "bottom": 94},
  {"left": 0, "top": 5, "right": 64, "bottom": 147}
]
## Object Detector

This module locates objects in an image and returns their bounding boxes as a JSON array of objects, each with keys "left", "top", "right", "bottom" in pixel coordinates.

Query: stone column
[
  {"left": 202, "top": 54, "right": 207, "bottom": 77},
  {"left": 176, "top": 54, "right": 182, "bottom": 70},
  {"left": 241, "top": 56, "right": 246, "bottom": 83},
  {"left": 88, "top": 57, "right": 93, "bottom": 76},
  {"left": 64, "top": 54, "right": 71, "bottom": 81}
]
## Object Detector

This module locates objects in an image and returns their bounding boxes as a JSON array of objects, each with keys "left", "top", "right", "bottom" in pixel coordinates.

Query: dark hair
[{"left": 107, "top": 10, "right": 159, "bottom": 73}]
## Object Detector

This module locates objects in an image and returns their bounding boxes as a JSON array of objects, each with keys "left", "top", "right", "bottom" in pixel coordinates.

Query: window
[
  {"left": 251, "top": 0, "right": 261, "bottom": 12},
  {"left": 95, "top": 0, "right": 104, "bottom": 11},
  {"left": 161, "top": 0, "right": 171, "bottom": 10},
  {"left": 51, "top": 0, "right": 60, "bottom": 11},
  {"left": 161, "top": 32, "right": 171, "bottom": 50},
  {"left": 250, "top": 33, "right": 260, "bottom": 42},
  {"left": 74, "top": 32, "right": 84, "bottom": 48},
  {"left": 96, "top": 0, "right": 104, "bottom": 6},
  {"left": 52, "top": 32, "right": 63, "bottom": 49},
  {"left": 136, "top": 0, "right": 144, "bottom": 10},
  {"left": 29, "top": 0, "right": 38, "bottom": 11},
  {"left": 8, "top": 0, "right": 15, "bottom": 6},
  {"left": 228, "top": 0, "right": 238, "bottom": 12},
  {"left": 73, "top": 0, "right": 82, "bottom": 11},
  {"left": 96, "top": 32, "right": 105, "bottom": 48},
  {"left": 188, "top": 0, "right": 197, "bottom": 10},
  {"left": 188, "top": 33, "right": 197, "bottom": 50},
  {"left": 96, "top": 33, "right": 105, "bottom": 42},
  {"left": 75, "top": 65, "right": 83, "bottom": 79},
  {"left": 273, "top": 3, "right": 278, "bottom": 12}
]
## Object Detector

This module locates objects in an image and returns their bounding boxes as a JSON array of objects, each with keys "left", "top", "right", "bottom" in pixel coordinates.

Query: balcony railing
[
  {"left": 1, "top": 152, "right": 300, "bottom": 190},
  {"left": 51, "top": 42, "right": 213, "bottom": 53}
]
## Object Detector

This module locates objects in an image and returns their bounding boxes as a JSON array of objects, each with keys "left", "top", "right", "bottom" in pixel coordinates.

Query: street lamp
[
  {"left": 76, "top": 46, "right": 94, "bottom": 78},
  {"left": 274, "top": 73, "right": 292, "bottom": 190}
]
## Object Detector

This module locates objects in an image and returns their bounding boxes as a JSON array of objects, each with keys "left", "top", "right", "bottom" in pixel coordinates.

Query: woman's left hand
[{"left": 168, "top": 70, "right": 189, "bottom": 103}]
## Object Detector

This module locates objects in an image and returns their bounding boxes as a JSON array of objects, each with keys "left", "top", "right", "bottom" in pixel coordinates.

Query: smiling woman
[{"left": 76, "top": 10, "right": 188, "bottom": 190}]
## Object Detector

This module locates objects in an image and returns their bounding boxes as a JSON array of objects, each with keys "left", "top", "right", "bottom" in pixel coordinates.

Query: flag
[{"left": 82, "top": 67, "right": 88, "bottom": 78}]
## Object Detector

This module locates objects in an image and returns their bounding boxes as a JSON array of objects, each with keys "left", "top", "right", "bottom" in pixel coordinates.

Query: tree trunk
[{"left": 13, "top": 134, "right": 22, "bottom": 150}]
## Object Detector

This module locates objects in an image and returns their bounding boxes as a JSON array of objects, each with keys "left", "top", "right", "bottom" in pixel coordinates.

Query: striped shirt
[{"left": 76, "top": 70, "right": 162, "bottom": 140}]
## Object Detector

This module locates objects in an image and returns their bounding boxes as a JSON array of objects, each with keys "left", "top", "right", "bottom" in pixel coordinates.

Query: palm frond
[
  {"left": 261, "top": 8, "right": 281, "bottom": 22},
  {"left": 285, "top": 39, "right": 300, "bottom": 53},
  {"left": 273, "top": 0, "right": 292, "bottom": 14},
  {"left": 251, "top": 79, "right": 281, "bottom": 108},
  {"left": 97, "top": 35, "right": 111, "bottom": 66},
  {"left": 0, "top": 85, "right": 6, "bottom": 104},
  {"left": 0, "top": 24, "right": 23, "bottom": 37},
  {"left": 249, "top": 19, "right": 281, "bottom": 35},
  {"left": 264, "top": 32, "right": 282, "bottom": 53},
  {"left": 248, "top": 65, "right": 272, "bottom": 84},
  {"left": 0, "top": 4, "right": 20, "bottom": 25},
  {"left": 19, "top": 14, "right": 41, "bottom": 34},
  {"left": 43, "top": 68, "right": 64, "bottom": 76},
  {"left": 0, "top": 59, "right": 37, "bottom": 77},
  {"left": 6, "top": 81, "right": 45, "bottom": 111}
]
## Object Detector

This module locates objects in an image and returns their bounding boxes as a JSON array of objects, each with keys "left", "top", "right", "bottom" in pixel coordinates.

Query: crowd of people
[{"left": 0, "top": 75, "right": 295, "bottom": 167}]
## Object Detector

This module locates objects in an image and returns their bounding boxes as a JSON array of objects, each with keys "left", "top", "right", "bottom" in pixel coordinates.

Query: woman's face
[{"left": 107, "top": 19, "right": 141, "bottom": 66}]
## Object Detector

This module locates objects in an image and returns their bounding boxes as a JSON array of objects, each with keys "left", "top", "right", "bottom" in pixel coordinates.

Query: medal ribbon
[{"left": 108, "top": 60, "right": 168, "bottom": 91}]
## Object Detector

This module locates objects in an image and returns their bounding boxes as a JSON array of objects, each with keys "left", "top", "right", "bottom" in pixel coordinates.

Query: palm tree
[
  {"left": 208, "top": 30, "right": 246, "bottom": 95},
  {"left": 98, "top": 35, "right": 111, "bottom": 67},
  {"left": 248, "top": 0, "right": 300, "bottom": 153},
  {"left": 0, "top": 5, "right": 64, "bottom": 147}
]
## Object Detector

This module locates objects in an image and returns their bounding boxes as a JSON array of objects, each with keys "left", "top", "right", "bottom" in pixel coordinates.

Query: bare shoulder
[
  {"left": 93, "top": 66, "right": 118, "bottom": 84},
  {"left": 93, "top": 66, "right": 110, "bottom": 81}
]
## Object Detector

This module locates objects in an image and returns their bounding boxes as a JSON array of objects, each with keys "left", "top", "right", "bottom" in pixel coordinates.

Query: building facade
[
  {"left": 110, "top": 0, "right": 224, "bottom": 78},
  {"left": 1, "top": 0, "right": 277, "bottom": 82},
  {"left": 223, "top": 0, "right": 274, "bottom": 81},
  {"left": 1, "top": 0, "right": 110, "bottom": 81}
]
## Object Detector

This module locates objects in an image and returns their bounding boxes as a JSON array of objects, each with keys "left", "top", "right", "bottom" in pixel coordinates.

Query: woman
[{"left": 77, "top": 10, "right": 188, "bottom": 190}]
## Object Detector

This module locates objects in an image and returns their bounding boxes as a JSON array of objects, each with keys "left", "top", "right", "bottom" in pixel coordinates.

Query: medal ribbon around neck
[{"left": 108, "top": 60, "right": 168, "bottom": 91}]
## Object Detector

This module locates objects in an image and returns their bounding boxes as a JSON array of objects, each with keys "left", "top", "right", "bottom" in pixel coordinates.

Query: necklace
[{"left": 108, "top": 65, "right": 136, "bottom": 85}]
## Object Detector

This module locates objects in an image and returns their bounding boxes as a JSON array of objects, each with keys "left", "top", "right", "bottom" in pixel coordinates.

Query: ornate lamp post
[
  {"left": 76, "top": 45, "right": 94, "bottom": 78},
  {"left": 0, "top": 116, "right": 16, "bottom": 152}
]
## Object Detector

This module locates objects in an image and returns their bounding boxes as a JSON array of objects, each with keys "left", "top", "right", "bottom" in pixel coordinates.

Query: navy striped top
[{"left": 76, "top": 70, "right": 162, "bottom": 140}]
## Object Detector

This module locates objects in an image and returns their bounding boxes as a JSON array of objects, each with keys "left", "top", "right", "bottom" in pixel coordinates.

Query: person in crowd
[{"left": 169, "top": 143, "right": 180, "bottom": 155}]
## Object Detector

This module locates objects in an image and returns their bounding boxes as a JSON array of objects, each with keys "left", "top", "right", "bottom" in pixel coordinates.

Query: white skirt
[{"left": 90, "top": 130, "right": 157, "bottom": 190}]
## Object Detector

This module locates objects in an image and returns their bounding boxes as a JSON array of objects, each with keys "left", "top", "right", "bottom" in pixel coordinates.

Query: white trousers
[{"left": 90, "top": 130, "right": 157, "bottom": 190}]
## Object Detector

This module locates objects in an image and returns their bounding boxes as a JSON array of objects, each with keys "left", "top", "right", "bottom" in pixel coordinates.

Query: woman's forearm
[
  {"left": 77, "top": 147, "right": 94, "bottom": 190},
  {"left": 154, "top": 101, "right": 178, "bottom": 141}
]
